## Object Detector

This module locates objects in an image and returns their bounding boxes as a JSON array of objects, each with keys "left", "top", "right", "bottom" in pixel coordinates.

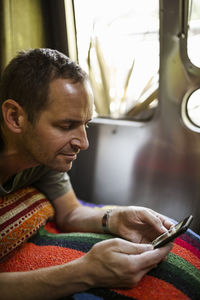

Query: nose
[{"left": 70, "top": 126, "right": 89, "bottom": 151}]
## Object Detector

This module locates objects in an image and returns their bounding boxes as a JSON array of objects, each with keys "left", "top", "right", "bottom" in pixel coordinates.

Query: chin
[{"left": 52, "top": 162, "right": 73, "bottom": 172}]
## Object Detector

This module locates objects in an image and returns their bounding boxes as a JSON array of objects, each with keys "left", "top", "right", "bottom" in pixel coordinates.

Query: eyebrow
[{"left": 58, "top": 118, "right": 92, "bottom": 124}]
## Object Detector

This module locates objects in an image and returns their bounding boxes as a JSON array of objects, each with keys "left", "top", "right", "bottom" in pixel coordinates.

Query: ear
[{"left": 1, "top": 99, "right": 26, "bottom": 133}]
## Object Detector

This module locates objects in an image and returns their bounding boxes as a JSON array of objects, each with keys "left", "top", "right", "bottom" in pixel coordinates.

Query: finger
[
  {"left": 134, "top": 264, "right": 157, "bottom": 283},
  {"left": 156, "top": 213, "right": 174, "bottom": 230},
  {"left": 125, "top": 262, "right": 160, "bottom": 288},
  {"left": 110, "top": 238, "right": 153, "bottom": 255},
  {"left": 138, "top": 209, "right": 168, "bottom": 233},
  {"left": 142, "top": 210, "right": 174, "bottom": 234},
  {"left": 129, "top": 242, "right": 172, "bottom": 270}
]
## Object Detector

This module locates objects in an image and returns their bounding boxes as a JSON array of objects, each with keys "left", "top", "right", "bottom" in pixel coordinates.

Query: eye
[
  {"left": 61, "top": 128, "right": 69, "bottom": 131},
  {"left": 60, "top": 126, "right": 71, "bottom": 130},
  {"left": 58, "top": 123, "right": 73, "bottom": 131}
]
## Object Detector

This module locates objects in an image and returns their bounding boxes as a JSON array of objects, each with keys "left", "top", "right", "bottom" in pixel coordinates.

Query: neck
[
  {"left": 0, "top": 125, "right": 39, "bottom": 184},
  {"left": 0, "top": 150, "right": 38, "bottom": 185}
]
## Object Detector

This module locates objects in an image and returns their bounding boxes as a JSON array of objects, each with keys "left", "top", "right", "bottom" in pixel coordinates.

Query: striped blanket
[{"left": 0, "top": 220, "right": 199, "bottom": 300}]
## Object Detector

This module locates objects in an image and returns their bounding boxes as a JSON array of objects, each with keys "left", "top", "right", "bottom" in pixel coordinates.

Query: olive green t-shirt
[{"left": 0, "top": 166, "right": 72, "bottom": 201}]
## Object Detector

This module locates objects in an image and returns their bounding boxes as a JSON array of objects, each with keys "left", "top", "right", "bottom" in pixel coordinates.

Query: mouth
[{"left": 60, "top": 153, "right": 77, "bottom": 161}]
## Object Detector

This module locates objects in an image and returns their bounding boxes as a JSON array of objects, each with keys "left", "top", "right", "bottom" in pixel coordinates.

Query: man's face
[{"left": 21, "top": 78, "right": 93, "bottom": 172}]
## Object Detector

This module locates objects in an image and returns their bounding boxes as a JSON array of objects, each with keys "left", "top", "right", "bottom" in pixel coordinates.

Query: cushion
[
  {"left": 0, "top": 186, "right": 55, "bottom": 260},
  {"left": 0, "top": 204, "right": 199, "bottom": 299}
]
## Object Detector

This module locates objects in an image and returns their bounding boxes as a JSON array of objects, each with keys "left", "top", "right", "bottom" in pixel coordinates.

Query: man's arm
[
  {"left": 0, "top": 256, "right": 91, "bottom": 300},
  {"left": 52, "top": 188, "right": 174, "bottom": 243},
  {"left": 0, "top": 189, "right": 173, "bottom": 299},
  {"left": 52, "top": 188, "right": 107, "bottom": 233},
  {"left": 0, "top": 239, "right": 172, "bottom": 300}
]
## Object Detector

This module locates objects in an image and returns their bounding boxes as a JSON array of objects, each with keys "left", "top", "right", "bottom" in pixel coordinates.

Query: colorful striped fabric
[
  {"left": 0, "top": 187, "right": 54, "bottom": 259},
  {"left": 0, "top": 220, "right": 199, "bottom": 299}
]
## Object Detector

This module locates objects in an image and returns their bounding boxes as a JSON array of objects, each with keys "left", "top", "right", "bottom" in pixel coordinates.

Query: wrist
[
  {"left": 102, "top": 208, "right": 124, "bottom": 236},
  {"left": 62, "top": 256, "right": 94, "bottom": 293},
  {"left": 102, "top": 209, "right": 114, "bottom": 234}
]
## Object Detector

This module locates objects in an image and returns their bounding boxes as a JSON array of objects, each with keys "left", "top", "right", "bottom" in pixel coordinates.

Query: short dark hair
[{"left": 0, "top": 48, "right": 87, "bottom": 123}]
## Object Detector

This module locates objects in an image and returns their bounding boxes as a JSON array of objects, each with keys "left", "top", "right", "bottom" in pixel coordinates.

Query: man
[{"left": 0, "top": 48, "right": 173, "bottom": 299}]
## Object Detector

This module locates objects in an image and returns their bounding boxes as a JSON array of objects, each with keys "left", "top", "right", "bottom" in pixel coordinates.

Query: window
[
  {"left": 187, "top": 89, "right": 200, "bottom": 128},
  {"left": 181, "top": 0, "right": 200, "bottom": 133},
  {"left": 182, "top": 89, "right": 200, "bottom": 133},
  {"left": 188, "top": 0, "right": 200, "bottom": 67},
  {"left": 72, "top": 0, "right": 159, "bottom": 120}
]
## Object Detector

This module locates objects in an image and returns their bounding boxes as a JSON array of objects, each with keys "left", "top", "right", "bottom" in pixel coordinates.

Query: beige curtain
[{"left": 0, "top": 0, "right": 46, "bottom": 73}]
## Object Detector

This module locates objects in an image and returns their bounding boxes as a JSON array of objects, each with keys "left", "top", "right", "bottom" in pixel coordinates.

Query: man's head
[
  {"left": 0, "top": 48, "right": 87, "bottom": 124},
  {"left": 0, "top": 49, "right": 93, "bottom": 172}
]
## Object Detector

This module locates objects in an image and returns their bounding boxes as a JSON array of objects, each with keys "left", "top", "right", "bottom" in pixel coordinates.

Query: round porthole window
[{"left": 182, "top": 89, "right": 200, "bottom": 133}]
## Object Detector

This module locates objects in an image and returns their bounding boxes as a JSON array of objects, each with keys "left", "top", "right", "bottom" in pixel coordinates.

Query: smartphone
[{"left": 152, "top": 215, "right": 193, "bottom": 249}]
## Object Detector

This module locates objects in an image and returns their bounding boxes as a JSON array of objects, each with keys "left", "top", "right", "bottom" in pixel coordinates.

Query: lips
[{"left": 60, "top": 153, "right": 77, "bottom": 161}]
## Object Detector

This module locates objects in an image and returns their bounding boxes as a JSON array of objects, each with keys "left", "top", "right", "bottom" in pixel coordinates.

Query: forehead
[{"left": 46, "top": 78, "right": 94, "bottom": 121}]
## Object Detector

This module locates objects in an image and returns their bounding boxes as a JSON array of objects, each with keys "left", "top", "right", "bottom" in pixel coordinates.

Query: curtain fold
[
  {"left": 0, "top": 0, "right": 47, "bottom": 73},
  {"left": 0, "top": 0, "right": 69, "bottom": 75}
]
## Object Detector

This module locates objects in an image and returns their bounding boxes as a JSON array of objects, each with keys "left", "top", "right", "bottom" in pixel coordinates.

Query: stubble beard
[{"left": 21, "top": 127, "right": 74, "bottom": 172}]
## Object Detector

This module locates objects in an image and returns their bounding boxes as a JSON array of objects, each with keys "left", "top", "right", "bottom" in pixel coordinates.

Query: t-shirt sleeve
[{"left": 33, "top": 169, "right": 72, "bottom": 201}]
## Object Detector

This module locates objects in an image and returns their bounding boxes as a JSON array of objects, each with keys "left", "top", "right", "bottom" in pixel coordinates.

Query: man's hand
[
  {"left": 82, "top": 238, "right": 172, "bottom": 288},
  {"left": 108, "top": 207, "right": 174, "bottom": 243}
]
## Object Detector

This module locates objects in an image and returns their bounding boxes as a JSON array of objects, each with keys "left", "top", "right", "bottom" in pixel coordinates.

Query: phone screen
[{"left": 152, "top": 215, "right": 193, "bottom": 248}]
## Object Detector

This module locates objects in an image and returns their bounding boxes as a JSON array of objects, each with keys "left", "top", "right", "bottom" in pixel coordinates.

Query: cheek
[{"left": 39, "top": 129, "right": 71, "bottom": 151}]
